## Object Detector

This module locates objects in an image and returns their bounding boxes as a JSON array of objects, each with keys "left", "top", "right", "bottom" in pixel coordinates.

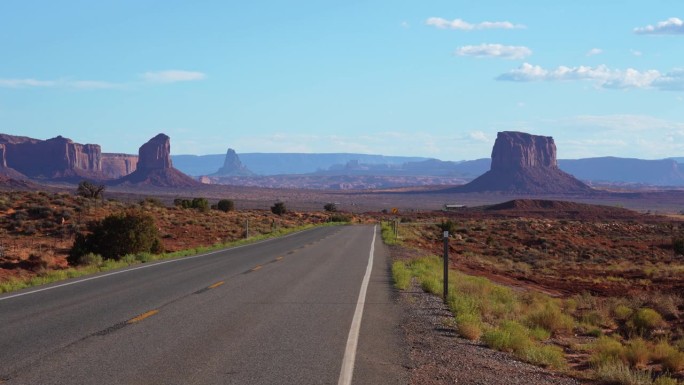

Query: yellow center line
[
  {"left": 208, "top": 281, "right": 225, "bottom": 289},
  {"left": 251, "top": 265, "right": 263, "bottom": 271},
  {"left": 127, "top": 309, "right": 159, "bottom": 324}
]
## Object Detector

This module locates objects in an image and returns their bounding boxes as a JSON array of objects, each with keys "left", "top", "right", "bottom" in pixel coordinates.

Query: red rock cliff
[
  {"left": 101, "top": 153, "right": 138, "bottom": 179},
  {"left": 137, "top": 133, "right": 172, "bottom": 170},
  {"left": 0, "top": 134, "right": 102, "bottom": 179},
  {"left": 491, "top": 131, "right": 557, "bottom": 170}
]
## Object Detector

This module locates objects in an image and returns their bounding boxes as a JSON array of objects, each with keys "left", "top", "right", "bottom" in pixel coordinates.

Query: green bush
[
  {"left": 174, "top": 197, "right": 209, "bottom": 211},
  {"left": 68, "top": 211, "right": 163, "bottom": 263},
  {"left": 271, "top": 202, "right": 287, "bottom": 215},
  {"left": 525, "top": 301, "right": 574, "bottom": 335},
  {"left": 74, "top": 252, "right": 103, "bottom": 266},
  {"left": 330, "top": 214, "right": 352, "bottom": 223},
  {"left": 323, "top": 203, "right": 337, "bottom": 212},
  {"left": 217, "top": 199, "right": 235, "bottom": 212},
  {"left": 392, "top": 261, "right": 411, "bottom": 290},
  {"left": 590, "top": 336, "right": 626, "bottom": 367},
  {"left": 627, "top": 308, "right": 665, "bottom": 336}
]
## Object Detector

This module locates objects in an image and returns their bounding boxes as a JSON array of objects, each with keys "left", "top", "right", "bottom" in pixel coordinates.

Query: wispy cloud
[
  {"left": 141, "top": 70, "right": 206, "bottom": 84},
  {"left": 426, "top": 17, "right": 525, "bottom": 30},
  {"left": 0, "top": 70, "right": 207, "bottom": 90},
  {"left": 586, "top": 48, "right": 603, "bottom": 56},
  {"left": 630, "top": 49, "right": 643, "bottom": 57},
  {"left": 496, "top": 63, "right": 684, "bottom": 91},
  {"left": 0, "top": 78, "right": 120, "bottom": 89},
  {"left": 634, "top": 17, "right": 684, "bottom": 35},
  {"left": 516, "top": 115, "right": 684, "bottom": 158},
  {"left": 456, "top": 44, "right": 532, "bottom": 60}
]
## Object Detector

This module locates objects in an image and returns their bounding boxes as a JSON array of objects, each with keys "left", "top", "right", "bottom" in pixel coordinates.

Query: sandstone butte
[
  {"left": 451, "top": 131, "right": 594, "bottom": 194},
  {"left": 111, "top": 133, "right": 199, "bottom": 187},
  {"left": 0, "top": 132, "right": 198, "bottom": 187},
  {"left": 213, "top": 148, "right": 254, "bottom": 177}
]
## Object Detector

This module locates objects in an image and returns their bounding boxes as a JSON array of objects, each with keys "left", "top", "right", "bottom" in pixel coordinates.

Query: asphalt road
[{"left": 0, "top": 225, "right": 408, "bottom": 385}]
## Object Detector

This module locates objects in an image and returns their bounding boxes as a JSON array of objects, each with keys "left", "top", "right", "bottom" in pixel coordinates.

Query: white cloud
[
  {"left": 496, "top": 63, "right": 682, "bottom": 90},
  {"left": 0, "top": 70, "right": 207, "bottom": 90},
  {"left": 426, "top": 17, "right": 525, "bottom": 30},
  {"left": 652, "top": 69, "right": 684, "bottom": 91},
  {"left": 456, "top": 44, "right": 532, "bottom": 60},
  {"left": 586, "top": 48, "right": 603, "bottom": 56},
  {"left": 0, "top": 78, "right": 120, "bottom": 89},
  {"left": 526, "top": 115, "right": 684, "bottom": 159},
  {"left": 401, "top": 21, "right": 410, "bottom": 29},
  {"left": 468, "top": 131, "right": 490, "bottom": 142},
  {"left": 630, "top": 49, "right": 643, "bottom": 57},
  {"left": 141, "top": 70, "right": 206, "bottom": 83},
  {"left": 634, "top": 17, "right": 684, "bottom": 35}
]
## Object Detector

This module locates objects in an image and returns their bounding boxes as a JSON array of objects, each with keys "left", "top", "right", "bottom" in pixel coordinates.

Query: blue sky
[{"left": 1, "top": 0, "right": 683, "bottom": 160}]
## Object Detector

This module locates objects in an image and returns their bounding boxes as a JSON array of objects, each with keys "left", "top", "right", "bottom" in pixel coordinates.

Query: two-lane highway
[{"left": 0, "top": 225, "right": 408, "bottom": 384}]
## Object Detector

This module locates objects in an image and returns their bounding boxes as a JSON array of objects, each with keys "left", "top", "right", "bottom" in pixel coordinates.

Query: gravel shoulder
[{"left": 391, "top": 245, "right": 588, "bottom": 385}]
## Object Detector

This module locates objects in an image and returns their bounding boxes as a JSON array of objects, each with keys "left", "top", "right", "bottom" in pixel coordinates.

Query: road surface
[{"left": 0, "top": 225, "right": 408, "bottom": 384}]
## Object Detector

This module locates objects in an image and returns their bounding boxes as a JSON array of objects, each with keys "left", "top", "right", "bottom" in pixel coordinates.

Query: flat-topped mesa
[
  {"left": 137, "top": 133, "right": 172, "bottom": 170},
  {"left": 215, "top": 148, "right": 254, "bottom": 176},
  {"left": 101, "top": 153, "right": 138, "bottom": 179},
  {"left": 450, "top": 131, "right": 593, "bottom": 194},
  {"left": 491, "top": 131, "right": 557, "bottom": 171},
  {"left": 0, "top": 134, "right": 102, "bottom": 180}
]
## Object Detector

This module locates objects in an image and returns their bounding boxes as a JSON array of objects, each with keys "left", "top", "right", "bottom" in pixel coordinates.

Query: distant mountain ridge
[{"left": 172, "top": 153, "right": 431, "bottom": 176}]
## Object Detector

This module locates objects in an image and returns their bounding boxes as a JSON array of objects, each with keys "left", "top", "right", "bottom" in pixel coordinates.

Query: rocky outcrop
[
  {"left": 214, "top": 148, "right": 254, "bottom": 176},
  {"left": 101, "top": 153, "right": 138, "bottom": 179},
  {"left": 0, "top": 144, "right": 26, "bottom": 179},
  {"left": 137, "top": 134, "right": 172, "bottom": 170},
  {"left": 491, "top": 132, "right": 557, "bottom": 170},
  {"left": 0, "top": 134, "right": 102, "bottom": 180},
  {"left": 452, "top": 131, "right": 592, "bottom": 194},
  {"left": 112, "top": 134, "right": 199, "bottom": 187}
]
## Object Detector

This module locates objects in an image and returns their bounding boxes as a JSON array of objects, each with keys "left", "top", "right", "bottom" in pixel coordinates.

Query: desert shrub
[
  {"left": 673, "top": 237, "right": 684, "bottom": 255},
  {"left": 271, "top": 202, "right": 287, "bottom": 216},
  {"left": 27, "top": 205, "right": 53, "bottom": 219},
  {"left": 392, "top": 261, "right": 411, "bottom": 290},
  {"left": 627, "top": 308, "right": 665, "bottom": 336},
  {"left": 436, "top": 220, "right": 457, "bottom": 235},
  {"left": 661, "top": 349, "right": 684, "bottom": 373},
  {"left": 522, "top": 344, "right": 566, "bottom": 369},
  {"left": 74, "top": 252, "right": 103, "bottom": 266},
  {"left": 191, "top": 198, "right": 209, "bottom": 212},
  {"left": 652, "top": 341, "right": 678, "bottom": 362},
  {"left": 653, "top": 376, "right": 678, "bottom": 385},
  {"left": 323, "top": 203, "right": 337, "bottom": 212},
  {"left": 590, "top": 336, "right": 626, "bottom": 367},
  {"left": 613, "top": 304, "right": 634, "bottom": 321},
  {"left": 68, "top": 211, "right": 163, "bottom": 263},
  {"left": 330, "top": 214, "right": 352, "bottom": 223},
  {"left": 139, "top": 197, "right": 165, "bottom": 207},
  {"left": 217, "top": 199, "right": 235, "bottom": 212},
  {"left": 525, "top": 301, "right": 574, "bottom": 335},
  {"left": 76, "top": 180, "right": 105, "bottom": 199},
  {"left": 625, "top": 338, "right": 651, "bottom": 368},
  {"left": 595, "top": 361, "right": 653, "bottom": 385},
  {"left": 455, "top": 313, "right": 483, "bottom": 341},
  {"left": 482, "top": 320, "right": 533, "bottom": 353}
]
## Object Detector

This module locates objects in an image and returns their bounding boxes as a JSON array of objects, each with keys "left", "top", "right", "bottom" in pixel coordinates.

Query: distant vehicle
[{"left": 443, "top": 204, "right": 466, "bottom": 211}]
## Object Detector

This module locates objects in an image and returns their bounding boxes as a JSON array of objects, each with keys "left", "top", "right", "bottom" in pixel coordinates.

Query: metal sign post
[{"left": 443, "top": 231, "right": 449, "bottom": 302}]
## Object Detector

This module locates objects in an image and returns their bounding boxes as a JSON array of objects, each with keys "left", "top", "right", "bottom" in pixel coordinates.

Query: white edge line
[
  {"left": 338, "top": 225, "right": 376, "bottom": 385},
  {"left": 0, "top": 226, "right": 320, "bottom": 302}
]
